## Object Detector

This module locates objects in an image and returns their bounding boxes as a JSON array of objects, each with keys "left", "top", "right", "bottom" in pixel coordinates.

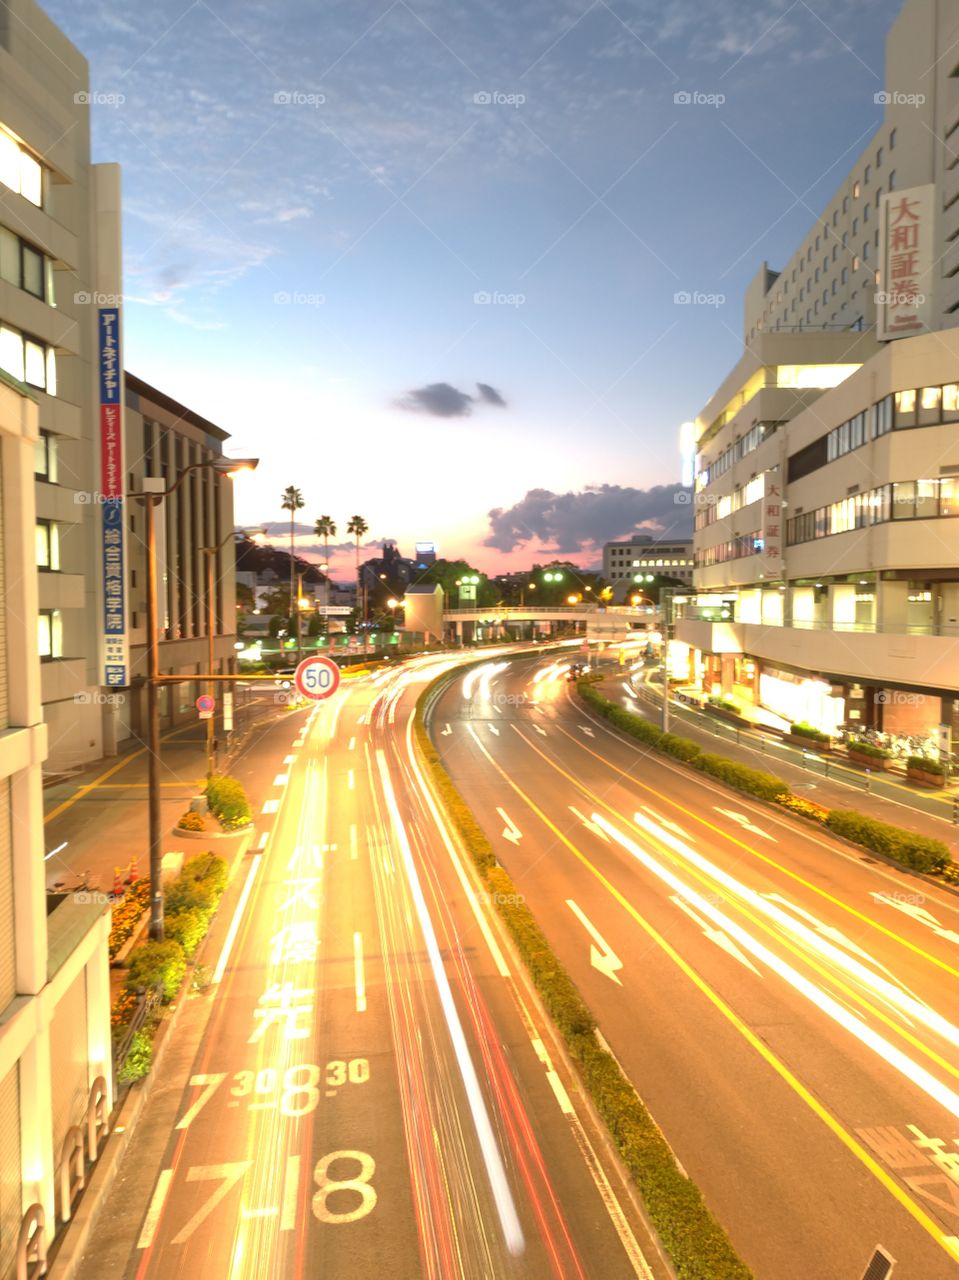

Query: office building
[
  {"left": 675, "top": 0, "right": 959, "bottom": 745},
  {"left": 604, "top": 538, "right": 694, "bottom": 598}
]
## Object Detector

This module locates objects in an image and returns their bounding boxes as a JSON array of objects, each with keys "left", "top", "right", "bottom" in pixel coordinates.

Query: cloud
[
  {"left": 476, "top": 382, "right": 507, "bottom": 407},
  {"left": 484, "top": 483, "right": 692, "bottom": 553},
  {"left": 396, "top": 380, "right": 508, "bottom": 417}
]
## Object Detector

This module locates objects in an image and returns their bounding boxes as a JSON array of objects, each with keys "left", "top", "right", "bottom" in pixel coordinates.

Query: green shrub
[
  {"left": 165, "top": 875, "right": 218, "bottom": 917},
  {"left": 908, "top": 755, "right": 944, "bottom": 775},
  {"left": 695, "top": 754, "right": 789, "bottom": 802},
  {"left": 164, "top": 908, "right": 210, "bottom": 956},
  {"left": 117, "top": 1029, "right": 153, "bottom": 1084},
  {"left": 706, "top": 695, "right": 740, "bottom": 715},
  {"left": 848, "top": 739, "right": 891, "bottom": 760},
  {"left": 177, "top": 810, "right": 206, "bottom": 831},
  {"left": 182, "top": 852, "right": 229, "bottom": 894},
  {"left": 660, "top": 733, "right": 701, "bottom": 762},
  {"left": 125, "top": 940, "right": 186, "bottom": 1002},
  {"left": 825, "top": 809, "right": 951, "bottom": 873},
  {"left": 789, "top": 721, "right": 831, "bottom": 744},
  {"left": 205, "top": 775, "right": 252, "bottom": 829}
]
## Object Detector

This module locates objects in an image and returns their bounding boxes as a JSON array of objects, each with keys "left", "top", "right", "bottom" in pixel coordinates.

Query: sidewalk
[{"left": 595, "top": 668, "right": 959, "bottom": 855}]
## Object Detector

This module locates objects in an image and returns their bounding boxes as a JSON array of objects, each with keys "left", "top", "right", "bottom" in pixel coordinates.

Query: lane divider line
[
  {"left": 354, "top": 931, "right": 367, "bottom": 1012},
  {"left": 212, "top": 854, "right": 263, "bottom": 984}
]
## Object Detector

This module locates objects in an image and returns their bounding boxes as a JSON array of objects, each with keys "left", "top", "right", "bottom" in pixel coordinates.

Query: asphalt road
[
  {"left": 431, "top": 654, "right": 959, "bottom": 1279},
  {"left": 83, "top": 646, "right": 662, "bottom": 1280}
]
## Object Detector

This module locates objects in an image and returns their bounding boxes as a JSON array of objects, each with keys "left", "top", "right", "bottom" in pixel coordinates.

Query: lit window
[
  {"left": 853, "top": 181, "right": 860, "bottom": 198},
  {"left": 0, "top": 126, "right": 42, "bottom": 206},
  {"left": 38, "top": 609, "right": 63, "bottom": 659},
  {"left": 0, "top": 326, "right": 24, "bottom": 381},
  {"left": 34, "top": 431, "right": 58, "bottom": 482},
  {"left": 36, "top": 520, "right": 60, "bottom": 570},
  {"left": 24, "top": 339, "right": 45, "bottom": 387}
]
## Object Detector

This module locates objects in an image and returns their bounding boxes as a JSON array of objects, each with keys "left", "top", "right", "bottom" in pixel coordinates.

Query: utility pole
[
  {"left": 296, "top": 570, "right": 304, "bottom": 662},
  {"left": 661, "top": 587, "right": 673, "bottom": 734}
]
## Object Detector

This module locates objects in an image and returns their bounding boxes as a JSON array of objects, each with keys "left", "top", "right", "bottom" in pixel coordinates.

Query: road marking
[
  {"left": 350, "top": 824, "right": 358, "bottom": 860},
  {"left": 354, "top": 931, "right": 367, "bottom": 1012},
  {"left": 496, "top": 807, "right": 522, "bottom": 845},
  {"left": 489, "top": 725, "right": 500, "bottom": 736},
  {"left": 283, "top": 754, "right": 295, "bottom": 764},
  {"left": 566, "top": 899, "right": 623, "bottom": 985},
  {"left": 348, "top": 736, "right": 356, "bottom": 751},
  {"left": 137, "top": 1168, "right": 173, "bottom": 1248},
  {"left": 638, "top": 805, "right": 691, "bottom": 842},
  {"left": 713, "top": 806, "right": 774, "bottom": 840},
  {"left": 262, "top": 799, "right": 279, "bottom": 814},
  {"left": 212, "top": 855, "right": 262, "bottom": 984},
  {"left": 670, "top": 895, "right": 763, "bottom": 976},
  {"left": 569, "top": 805, "right": 610, "bottom": 842},
  {"left": 376, "top": 749, "right": 525, "bottom": 1256},
  {"left": 274, "top": 773, "right": 289, "bottom": 786},
  {"left": 534, "top": 725, "right": 548, "bottom": 736},
  {"left": 257, "top": 830, "right": 269, "bottom": 850},
  {"left": 441, "top": 723, "right": 453, "bottom": 735},
  {"left": 545, "top": 1070, "right": 574, "bottom": 1115},
  {"left": 578, "top": 724, "right": 595, "bottom": 738},
  {"left": 281, "top": 1155, "right": 299, "bottom": 1231},
  {"left": 348, "top": 770, "right": 355, "bottom": 790},
  {"left": 870, "top": 893, "right": 959, "bottom": 945}
]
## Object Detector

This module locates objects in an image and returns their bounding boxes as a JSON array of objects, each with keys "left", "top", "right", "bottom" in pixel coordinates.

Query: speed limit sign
[{"left": 294, "top": 655, "right": 341, "bottom": 701}]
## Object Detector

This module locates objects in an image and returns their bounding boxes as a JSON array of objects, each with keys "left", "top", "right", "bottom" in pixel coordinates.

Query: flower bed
[{"left": 108, "top": 879, "right": 152, "bottom": 959}]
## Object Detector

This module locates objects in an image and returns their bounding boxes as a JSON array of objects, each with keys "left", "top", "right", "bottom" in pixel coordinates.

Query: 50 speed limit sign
[{"left": 294, "top": 655, "right": 341, "bottom": 701}]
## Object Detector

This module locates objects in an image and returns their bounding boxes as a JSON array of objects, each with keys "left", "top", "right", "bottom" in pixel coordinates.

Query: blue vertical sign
[{"left": 99, "top": 307, "right": 127, "bottom": 686}]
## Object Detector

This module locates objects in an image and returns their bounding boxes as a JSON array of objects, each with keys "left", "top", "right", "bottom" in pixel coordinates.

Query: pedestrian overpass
[{"left": 442, "top": 603, "right": 658, "bottom": 641}]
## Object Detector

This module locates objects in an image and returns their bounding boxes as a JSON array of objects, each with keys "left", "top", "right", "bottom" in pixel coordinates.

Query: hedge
[
  {"left": 789, "top": 721, "right": 831, "bottom": 744},
  {"left": 205, "top": 775, "right": 252, "bottom": 829},
  {"left": 694, "top": 754, "right": 789, "bottom": 803},
  {"left": 416, "top": 668, "right": 753, "bottom": 1280},
  {"left": 125, "top": 940, "right": 186, "bottom": 1002},
  {"left": 825, "top": 810, "right": 950, "bottom": 873},
  {"left": 848, "top": 739, "right": 890, "bottom": 760},
  {"left": 908, "top": 755, "right": 944, "bottom": 775}
]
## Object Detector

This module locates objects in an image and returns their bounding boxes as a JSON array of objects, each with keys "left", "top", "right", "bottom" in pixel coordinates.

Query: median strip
[{"left": 415, "top": 667, "right": 754, "bottom": 1280}]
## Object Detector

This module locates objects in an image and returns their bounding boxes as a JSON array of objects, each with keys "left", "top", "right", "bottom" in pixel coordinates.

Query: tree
[
  {"left": 346, "top": 515, "right": 369, "bottom": 623},
  {"left": 314, "top": 515, "right": 337, "bottom": 571},
  {"left": 418, "top": 559, "right": 496, "bottom": 607},
  {"left": 281, "top": 486, "right": 305, "bottom": 653}
]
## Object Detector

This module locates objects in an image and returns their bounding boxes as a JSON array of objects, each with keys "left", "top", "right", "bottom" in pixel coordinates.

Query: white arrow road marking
[
  {"left": 764, "top": 893, "right": 897, "bottom": 970},
  {"left": 670, "top": 895, "right": 763, "bottom": 976},
  {"left": 440, "top": 723, "right": 453, "bottom": 736},
  {"left": 714, "top": 807, "right": 775, "bottom": 840},
  {"left": 638, "top": 806, "right": 692, "bottom": 842},
  {"left": 569, "top": 806, "right": 610, "bottom": 842},
  {"left": 534, "top": 724, "right": 548, "bottom": 736},
  {"left": 566, "top": 899, "right": 623, "bottom": 985},
  {"left": 489, "top": 725, "right": 500, "bottom": 736},
  {"left": 870, "top": 892, "right": 959, "bottom": 945},
  {"left": 497, "top": 807, "right": 522, "bottom": 845},
  {"left": 578, "top": 724, "right": 595, "bottom": 738}
]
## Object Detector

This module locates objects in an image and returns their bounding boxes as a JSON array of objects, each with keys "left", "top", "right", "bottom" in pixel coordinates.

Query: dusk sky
[{"left": 48, "top": 0, "right": 902, "bottom": 578}]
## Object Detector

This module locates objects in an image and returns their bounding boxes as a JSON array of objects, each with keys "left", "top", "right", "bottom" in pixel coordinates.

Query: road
[
  {"left": 83, "top": 647, "right": 662, "bottom": 1280},
  {"left": 431, "top": 653, "right": 959, "bottom": 1279}
]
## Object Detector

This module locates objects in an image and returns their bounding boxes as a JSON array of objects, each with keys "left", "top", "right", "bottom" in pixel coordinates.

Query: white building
[
  {"left": 0, "top": 373, "right": 112, "bottom": 1274},
  {"left": 675, "top": 0, "right": 959, "bottom": 744},
  {"left": 603, "top": 538, "right": 694, "bottom": 598}
]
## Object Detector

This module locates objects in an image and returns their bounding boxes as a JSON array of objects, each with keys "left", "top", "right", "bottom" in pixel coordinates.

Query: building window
[
  {"left": 842, "top": 195, "right": 849, "bottom": 214},
  {"left": 864, "top": 164, "right": 871, "bottom": 185},
  {"left": 864, "top": 203, "right": 870, "bottom": 223},
  {"left": 876, "top": 146, "right": 883, "bottom": 168},
  {"left": 35, "top": 519, "right": 60, "bottom": 571},
  {"left": 890, "top": 127, "right": 896, "bottom": 150},
  {"left": 889, "top": 169, "right": 896, "bottom": 190},
  {"left": 34, "top": 430, "right": 58, "bottom": 482},
  {"left": 0, "top": 126, "right": 42, "bottom": 207},
  {"left": 895, "top": 388, "right": 916, "bottom": 427},
  {"left": 0, "top": 324, "right": 56, "bottom": 392},
  {"left": 853, "top": 181, "right": 860, "bottom": 198},
  {"left": 37, "top": 609, "right": 62, "bottom": 660}
]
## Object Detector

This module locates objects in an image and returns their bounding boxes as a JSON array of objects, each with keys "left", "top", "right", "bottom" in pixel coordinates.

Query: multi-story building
[
  {"left": 0, "top": 372, "right": 113, "bottom": 1273},
  {"left": 675, "top": 0, "right": 959, "bottom": 746},
  {"left": 122, "top": 374, "right": 238, "bottom": 739},
  {"left": 1, "top": 0, "right": 127, "bottom": 772},
  {"left": 604, "top": 538, "right": 694, "bottom": 596}
]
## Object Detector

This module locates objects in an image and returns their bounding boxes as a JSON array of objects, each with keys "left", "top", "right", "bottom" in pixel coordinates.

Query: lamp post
[{"left": 137, "top": 456, "right": 258, "bottom": 942}]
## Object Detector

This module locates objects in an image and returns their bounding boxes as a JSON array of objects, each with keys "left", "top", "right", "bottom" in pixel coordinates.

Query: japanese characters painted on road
[{"left": 295, "top": 655, "right": 341, "bottom": 701}]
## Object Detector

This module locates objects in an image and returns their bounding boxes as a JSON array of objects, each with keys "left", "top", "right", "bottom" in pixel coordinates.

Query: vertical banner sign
[
  {"left": 878, "top": 185, "right": 934, "bottom": 341},
  {"left": 99, "top": 307, "right": 127, "bottom": 686},
  {"left": 759, "top": 471, "right": 784, "bottom": 579}
]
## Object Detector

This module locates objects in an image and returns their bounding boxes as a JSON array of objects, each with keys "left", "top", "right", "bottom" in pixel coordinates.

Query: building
[
  {"left": 123, "top": 375, "right": 237, "bottom": 739},
  {"left": 0, "top": 0, "right": 127, "bottom": 772},
  {"left": 604, "top": 538, "right": 694, "bottom": 597},
  {"left": 675, "top": 0, "right": 959, "bottom": 748},
  {"left": 0, "top": 372, "right": 113, "bottom": 1273}
]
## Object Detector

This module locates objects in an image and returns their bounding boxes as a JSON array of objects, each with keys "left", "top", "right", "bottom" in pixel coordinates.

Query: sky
[{"left": 46, "top": 0, "right": 903, "bottom": 578}]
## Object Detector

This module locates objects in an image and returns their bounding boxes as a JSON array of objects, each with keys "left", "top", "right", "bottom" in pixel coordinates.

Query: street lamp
[{"left": 137, "top": 456, "right": 258, "bottom": 942}]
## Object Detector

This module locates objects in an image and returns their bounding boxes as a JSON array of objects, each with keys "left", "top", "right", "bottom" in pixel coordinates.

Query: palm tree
[
  {"left": 346, "top": 515, "right": 369, "bottom": 628},
  {"left": 314, "top": 515, "right": 337, "bottom": 572},
  {"left": 281, "top": 486, "right": 304, "bottom": 652}
]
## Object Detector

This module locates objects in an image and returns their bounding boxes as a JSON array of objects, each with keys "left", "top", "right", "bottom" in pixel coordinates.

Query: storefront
[{"left": 758, "top": 665, "right": 845, "bottom": 735}]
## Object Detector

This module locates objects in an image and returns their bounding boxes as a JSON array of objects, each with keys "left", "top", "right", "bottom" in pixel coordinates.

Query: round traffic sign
[
  {"left": 196, "top": 694, "right": 215, "bottom": 713},
  {"left": 294, "top": 655, "right": 341, "bottom": 701}
]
